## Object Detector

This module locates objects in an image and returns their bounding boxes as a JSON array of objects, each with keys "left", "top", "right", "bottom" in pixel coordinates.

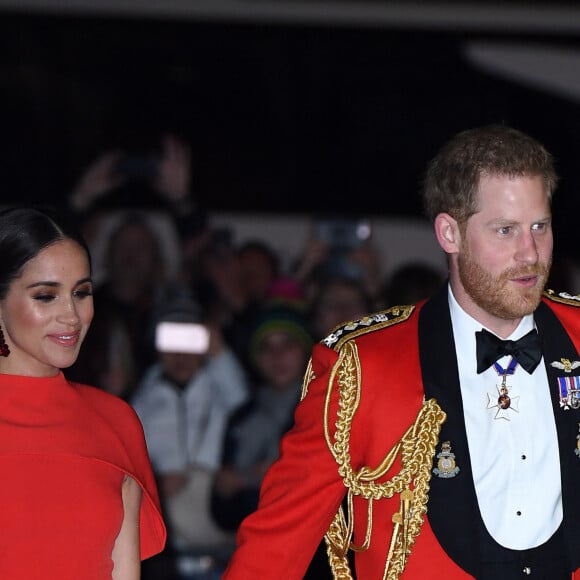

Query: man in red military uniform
[{"left": 223, "top": 125, "right": 580, "bottom": 579}]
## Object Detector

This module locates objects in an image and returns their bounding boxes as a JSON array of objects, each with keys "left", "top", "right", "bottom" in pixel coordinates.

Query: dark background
[{"left": 1, "top": 4, "right": 580, "bottom": 255}]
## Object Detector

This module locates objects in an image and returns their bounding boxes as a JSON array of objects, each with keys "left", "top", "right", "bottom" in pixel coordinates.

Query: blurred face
[
  {"left": 255, "top": 331, "right": 308, "bottom": 389},
  {"left": 314, "top": 281, "right": 368, "bottom": 338},
  {"left": 239, "top": 248, "right": 277, "bottom": 302},
  {"left": 451, "top": 174, "right": 552, "bottom": 333},
  {"left": 108, "top": 222, "right": 160, "bottom": 287},
  {"left": 159, "top": 352, "right": 204, "bottom": 387},
  {"left": 0, "top": 239, "right": 94, "bottom": 377}
]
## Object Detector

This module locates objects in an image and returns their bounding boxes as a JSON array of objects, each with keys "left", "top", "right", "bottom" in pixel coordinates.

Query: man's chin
[{"left": 511, "top": 290, "right": 544, "bottom": 318}]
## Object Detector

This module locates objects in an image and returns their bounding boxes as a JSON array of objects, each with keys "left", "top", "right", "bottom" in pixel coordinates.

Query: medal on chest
[
  {"left": 433, "top": 440, "right": 460, "bottom": 478},
  {"left": 486, "top": 357, "right": 520, "bottom": 420}
]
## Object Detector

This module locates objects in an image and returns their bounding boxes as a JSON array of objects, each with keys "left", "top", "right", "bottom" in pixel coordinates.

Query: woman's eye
[
  {"left": 74, "top": 289, "right": 93, "bottom": 299},
  {"left": 33, "top": 294, "right": 56, "bottom": 302}
]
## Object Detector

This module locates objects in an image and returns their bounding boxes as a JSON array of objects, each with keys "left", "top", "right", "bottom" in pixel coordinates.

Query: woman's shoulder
[
  {"left": 68, "top": 381, "right": 143, "bottom": 431},
  {"left": 65, "top": 380, "right": 167, "bottom": 558},
  {"left": 71, "top": 380, "right": 129, "bottom": 404}
]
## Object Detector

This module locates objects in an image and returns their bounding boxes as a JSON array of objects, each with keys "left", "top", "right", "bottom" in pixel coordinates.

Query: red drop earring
[{"left": 0, "top": 325, "right": 10, "bottom": 357}]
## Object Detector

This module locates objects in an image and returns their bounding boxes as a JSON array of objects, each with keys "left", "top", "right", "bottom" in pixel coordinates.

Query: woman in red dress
[{"left": 0, "top": 206, "right": 166, "bottom": 579}]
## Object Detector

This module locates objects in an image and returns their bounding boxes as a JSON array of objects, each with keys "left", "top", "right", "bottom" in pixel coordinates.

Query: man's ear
[{"left": 434, "top": 213, "right": 461, "bottom": 254}]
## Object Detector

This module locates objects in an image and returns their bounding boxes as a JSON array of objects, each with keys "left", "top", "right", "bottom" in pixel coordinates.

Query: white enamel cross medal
[{"left": 486, "top": 357, "right": 519, "bottom": 421}]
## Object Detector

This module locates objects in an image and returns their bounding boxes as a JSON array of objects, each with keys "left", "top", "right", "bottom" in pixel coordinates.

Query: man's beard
[{"left": 458, "top": 245, "right": 551, "bottom": 320}]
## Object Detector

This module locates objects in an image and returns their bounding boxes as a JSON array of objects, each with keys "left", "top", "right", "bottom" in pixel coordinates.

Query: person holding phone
[
  {"left": 0, "top": 206, "right": 166, "bottom": 579},
  {"left": 131, "top": 296, "right": 249, "bottom": 579}
]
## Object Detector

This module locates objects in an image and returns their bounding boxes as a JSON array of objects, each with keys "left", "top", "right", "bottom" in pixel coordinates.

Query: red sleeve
[
  {"left": 75, "top": 385, "right": 167, "bottom": 560},
  {"left": 122, "top": 404, "right": 167, "bottom": 560}
]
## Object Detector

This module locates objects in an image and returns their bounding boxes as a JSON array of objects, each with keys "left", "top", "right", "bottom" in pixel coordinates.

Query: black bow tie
[{"left": 475, "top": 328, "right": 542, "bottom": 375}]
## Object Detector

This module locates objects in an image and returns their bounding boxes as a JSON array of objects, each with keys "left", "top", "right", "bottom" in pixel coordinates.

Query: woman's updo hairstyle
[{"left": 0, "top": 206, "right": 92, "bottom": 300}]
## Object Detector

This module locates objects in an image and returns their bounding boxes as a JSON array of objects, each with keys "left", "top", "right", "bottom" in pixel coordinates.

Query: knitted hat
[
  {"left": 154, "top": 293, "right": 203, "bottom": 325},
  {"left": 248, "top": 302, "right": 313, "bottom": 363}
]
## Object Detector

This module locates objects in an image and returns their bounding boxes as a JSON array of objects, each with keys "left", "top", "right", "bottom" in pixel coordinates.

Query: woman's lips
[{"left": 48, "top": 331, "right": 80, "bottom": 347}]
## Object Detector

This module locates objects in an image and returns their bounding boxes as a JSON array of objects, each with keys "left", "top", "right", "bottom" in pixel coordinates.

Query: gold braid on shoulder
[
  {"left": 543, "top": 288, "right": 580, "bottom": 306},
  {"left": 321, "top": 340, "right": 446, "bottom": 579}
]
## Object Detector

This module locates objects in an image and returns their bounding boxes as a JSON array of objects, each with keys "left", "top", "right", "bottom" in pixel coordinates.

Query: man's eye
[
  {"left": 532, "top": 223, "right": 547, "bottom": 232},
  {"left": 498, "top": 226, "right": 512, "bottom": 235}
]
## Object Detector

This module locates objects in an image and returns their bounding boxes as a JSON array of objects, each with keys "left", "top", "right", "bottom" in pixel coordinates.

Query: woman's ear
[{"left": 434, "top": 213, "right": 461, "bottom": 254}]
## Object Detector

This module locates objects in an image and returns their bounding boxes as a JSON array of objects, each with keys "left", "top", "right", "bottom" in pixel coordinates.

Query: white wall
[
  {"left": 211, "top": 212, "right": 448, "bottom": 280},
  {"left": 88, "top": 209, "right": 447, "bottom": 286}
]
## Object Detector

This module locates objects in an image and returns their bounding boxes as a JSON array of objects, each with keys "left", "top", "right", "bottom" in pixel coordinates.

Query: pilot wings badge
[{"left": 551, "top": 358, "right": 580, "bottom": 373}]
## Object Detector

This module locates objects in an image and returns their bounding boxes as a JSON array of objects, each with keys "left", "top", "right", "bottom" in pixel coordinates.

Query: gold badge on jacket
[{"left": 433, "top": 441, "right": 460, "bottom": 479}]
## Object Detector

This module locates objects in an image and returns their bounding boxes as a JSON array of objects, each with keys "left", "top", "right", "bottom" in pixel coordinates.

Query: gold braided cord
[
  {"left": 324, "top": 342, "right": 362, "bottom": 458},
  {"left": 324, "top": 506, "right": 354, "bottom": 580},
  {"left": 301, "top": 357, "right": 316, "bottom": 401},
  {"left": 322, "top": 340, "right": 446, "bottom": 579}
]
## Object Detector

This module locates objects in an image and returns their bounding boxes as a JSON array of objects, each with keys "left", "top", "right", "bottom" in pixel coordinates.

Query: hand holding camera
[
  {"left": 69, "top": 134, "right": 193, "bottom": 213},
  {"left": 155, "top": 321, "right": 211, "bottom": 355}
]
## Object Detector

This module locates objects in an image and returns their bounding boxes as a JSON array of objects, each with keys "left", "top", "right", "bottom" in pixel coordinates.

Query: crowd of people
[
  {"left": 60, "top": 133, "right": 446, "bottom": 578},
  {"left": 6, "top": 123, "right": 576, "bottom": 579}
]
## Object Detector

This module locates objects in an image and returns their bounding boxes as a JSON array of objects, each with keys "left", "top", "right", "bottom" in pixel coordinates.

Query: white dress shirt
[{"left": 448, "top": 287, "right": 562, "bottom": 549}]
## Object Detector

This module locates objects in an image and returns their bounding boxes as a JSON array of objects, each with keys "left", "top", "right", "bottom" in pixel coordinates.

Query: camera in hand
[
  {"left": 115, "top": 154, "right": 157, "bottom": 181},
  {"left": 155, "top": 322, "right": 210, "bottom": 355},
  {"left": 314, "top": 218, "right": 372, "bottom": 250},
  {"left": 314, "top": 218, "right": 372, "bottom": 280}
]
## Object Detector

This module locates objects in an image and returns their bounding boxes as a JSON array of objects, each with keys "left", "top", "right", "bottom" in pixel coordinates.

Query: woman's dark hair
[{"left": 0, "top": 206, "right": 92, "bottom": 300}]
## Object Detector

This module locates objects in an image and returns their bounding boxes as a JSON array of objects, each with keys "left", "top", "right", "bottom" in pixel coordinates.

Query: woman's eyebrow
[{"left": 25, "top": 277, "right": 92, "bottom": 289}]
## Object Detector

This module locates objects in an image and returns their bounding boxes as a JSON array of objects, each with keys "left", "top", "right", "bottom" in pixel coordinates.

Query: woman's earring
[{"left": 0, "top": 325, "right": 10, "bottom": 357}]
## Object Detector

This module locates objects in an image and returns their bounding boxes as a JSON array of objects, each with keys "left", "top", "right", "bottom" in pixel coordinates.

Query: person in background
[
  {"left": 66, "top": 134, "right": 202, "bottom": 401},
  {"left": 0, "top": 206, "right": 166, "bottom": 578},
  {"left": 190, "top": 235, "right": 284, "bottom": 381},
  {"left": 131, "top": 296, "right": 248, "bottom": 580},
  {"left": 67, "top": 210, "right": 174, "bottom": 400},
  {"left": 237, "top": 240, "right": 281, "bottom": 306},
  {"left": 222, "top": 124, "right": 580, "bottom": 579},
  {"left": 68, "top": 133, "right": 201, "bottom": 231},
  {"left": 212, "top": 300, "right": 335, "bottom": 578},
  {"left": 291, "top": 217, "right": 383, "bottom": 306},
  {"left": 380, "top": 260, "right": 445, "bottom": 308},
  {"left": 212, "top": 301, "right": 313, "bottom": 530},
  {"left": 307, "top": 273, "right": 375, "bottom": 341}
]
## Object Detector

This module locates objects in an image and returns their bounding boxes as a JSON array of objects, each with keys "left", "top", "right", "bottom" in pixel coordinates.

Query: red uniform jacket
[{"left": 224, "top": 287, "right": 580, "bottom": 579}]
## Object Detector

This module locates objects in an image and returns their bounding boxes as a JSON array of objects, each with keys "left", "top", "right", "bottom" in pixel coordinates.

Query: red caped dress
[{"left": 0, "top": 371, "right": 167, "bottom": 579}]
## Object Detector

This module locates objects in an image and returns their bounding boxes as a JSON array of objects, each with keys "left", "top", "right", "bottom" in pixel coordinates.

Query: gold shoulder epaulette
[
  {"left": 543, "top": 289, "right": 580, "bottom": 307},
  {"left": 321, "top": 305, "right": 415, "bottom": 352}
]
